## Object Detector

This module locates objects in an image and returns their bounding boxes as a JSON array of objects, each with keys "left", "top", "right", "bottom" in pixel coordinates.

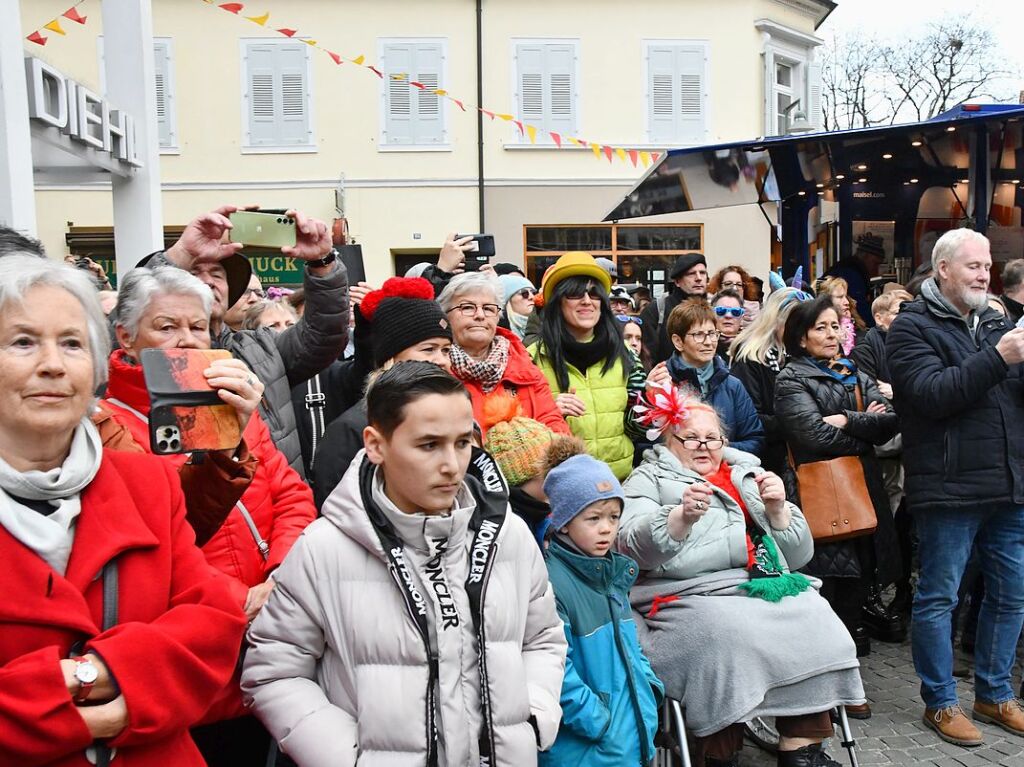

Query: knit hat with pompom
[
  {"left": 359, "top": 277, "right": 451, "bottom": 368},
  {"left": 482, "top": 394, "right": 554, "bottom": 486}
]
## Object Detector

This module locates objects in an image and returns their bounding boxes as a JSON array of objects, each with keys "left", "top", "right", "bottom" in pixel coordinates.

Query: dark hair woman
[
  {"left": 775, "top": 295, "right": 903, "bottom": 659},
  {"left": 529, "top": 253, "right": 646, "bottom": 479}
]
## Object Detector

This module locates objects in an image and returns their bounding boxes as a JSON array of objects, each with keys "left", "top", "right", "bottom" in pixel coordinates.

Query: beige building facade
[{"left": 21, "top": 0, "right": 834, "bottom": 286}]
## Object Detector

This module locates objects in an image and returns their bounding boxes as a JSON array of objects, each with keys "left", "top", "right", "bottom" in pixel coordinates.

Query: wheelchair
[{"left": 653, "top": 700, "right": 861, "bottom": 767}]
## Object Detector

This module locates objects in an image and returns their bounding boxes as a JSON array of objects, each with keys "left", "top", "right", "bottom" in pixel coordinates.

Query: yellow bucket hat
[{"left": 540, "top": 251, "right": 613, "bottom": 305}]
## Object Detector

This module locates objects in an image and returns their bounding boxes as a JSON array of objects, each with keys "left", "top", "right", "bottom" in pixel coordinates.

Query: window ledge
[
  {"left": 159, "top": 147, "right": 181, "bottom": 156},
  {"left": 502, "top": 142, "right": 680, "bottom": 151},
  {"left": 241, "top": 145, "right": 319, "bottom": 155},
  {"left": 377, "top": 144, "right": 453, "bottom": 153}
]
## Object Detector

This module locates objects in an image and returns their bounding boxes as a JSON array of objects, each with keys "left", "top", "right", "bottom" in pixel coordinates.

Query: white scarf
[{"left": 0, "top": 418, "right": 104, "bottom": 575}]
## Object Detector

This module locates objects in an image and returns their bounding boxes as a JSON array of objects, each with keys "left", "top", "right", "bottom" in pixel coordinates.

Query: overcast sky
[{"left": 820, "top": 1, "right": 1024, "bottom": 101}]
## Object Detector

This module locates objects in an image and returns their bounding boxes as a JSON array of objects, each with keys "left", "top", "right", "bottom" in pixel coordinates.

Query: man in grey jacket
[{"left": 148, "top": 205, "right": 348, "bottom": 476}]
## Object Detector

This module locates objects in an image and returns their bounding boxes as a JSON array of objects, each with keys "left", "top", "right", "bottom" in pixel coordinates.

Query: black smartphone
[{"left": 456, "top": 234, "right": 495, "bottom": 271}]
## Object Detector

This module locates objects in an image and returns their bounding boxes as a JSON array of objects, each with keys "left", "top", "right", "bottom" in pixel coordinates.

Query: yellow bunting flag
[
  {"left": 44, "top": 19, "right": 66, "bottom": 35},
  {"left": 352, "top": 54, "right": 365, "bottom": 65},
  {"left": 592, "top": 143, "right": 602, "bottom": 158},
  {"left": 434, "top": 89, "right": 447, "bottom": 96},
  {"left": 568, "top": 137, "right": 582, "bottom": 147},
  {"left": 391, "top": 73, "right": 406, "bottom": 80},
  {"left": 303, "top": 38, "right": 317, "bottom": 46},
  {"left": 615, "top": 147, "right": 627, "bottom": 163},
  {"left": 497, "top": 113, "right": 514, "bottom": 122},
  {"left": 525, "top": 125, "right": 538, "bottom": 144},
  {"left": 639, "top": 151, "right": 651, "bottom": 168},
  {"left": 245, "top": 12, "right": 269, "bottom": 25}
]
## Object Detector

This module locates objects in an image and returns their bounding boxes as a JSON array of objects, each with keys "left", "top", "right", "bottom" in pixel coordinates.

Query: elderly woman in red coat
[{"left": 0, "top": 254, "right": 246, "bottom": 766}]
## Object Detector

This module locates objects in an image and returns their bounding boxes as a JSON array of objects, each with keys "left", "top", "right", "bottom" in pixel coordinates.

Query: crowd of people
[{"left": 2, "top": 208, "right": 1024, "bottom": 767}]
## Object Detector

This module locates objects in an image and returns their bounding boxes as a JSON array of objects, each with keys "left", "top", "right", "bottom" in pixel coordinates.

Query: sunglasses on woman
[
  {"left": 563, "top": 287, "right": 604, "bottom": 301},
  {"left": 713, "top": 306, "right": 746, "bottom": 318},
  {"left": 615, "top": 314, "right": 643, "bottom": 325},
  {"left": 515, "top": 288, "right": 537, "bottom": 300}
]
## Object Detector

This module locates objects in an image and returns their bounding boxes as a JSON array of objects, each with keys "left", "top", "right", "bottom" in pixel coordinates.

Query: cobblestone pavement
[{"left": 738, "top": 637, "right": 1024, "bottom": 766}]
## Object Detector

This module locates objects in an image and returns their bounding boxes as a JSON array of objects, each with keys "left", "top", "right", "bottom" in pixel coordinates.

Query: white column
[
  {"left": 0, "top": 0, "right": 37, "bottom": 234},
  {"left": 102, "top": 0, "right": 163, "bottom": 280}
]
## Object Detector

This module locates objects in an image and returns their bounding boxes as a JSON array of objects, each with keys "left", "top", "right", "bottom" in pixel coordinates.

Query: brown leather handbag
[{"left": 788, "top": 385, "right": 878, "bottom": 543}]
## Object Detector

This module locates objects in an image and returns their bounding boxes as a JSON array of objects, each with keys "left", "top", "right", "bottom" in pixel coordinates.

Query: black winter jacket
[
  {"left": 886, "top": 286, "right": 1024, "bottom": 511},
  {"left": 850, "top": 326, "right": 889, "bottom": 383},
  {"left": 775, "top": 356, "right": 900, "bottom": 582},
  {"left": 311, "top": 400, "right": 368, "bottom": 510},
  {"left": 730, "top": 356, "right": 786, "bottom": 476},
  {"left": 639, "top": 286, "right": 701, "bottom": 364}
]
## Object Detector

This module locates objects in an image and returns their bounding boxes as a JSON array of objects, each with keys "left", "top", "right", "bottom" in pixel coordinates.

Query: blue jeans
[{"left": 911, "top": 504, "right": 1024, "bottom": 709}]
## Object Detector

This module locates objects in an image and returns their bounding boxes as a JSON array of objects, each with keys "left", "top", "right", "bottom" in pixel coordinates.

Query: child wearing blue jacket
[{"left": 541, "top": 440, "right": 664, "bottom": 767}]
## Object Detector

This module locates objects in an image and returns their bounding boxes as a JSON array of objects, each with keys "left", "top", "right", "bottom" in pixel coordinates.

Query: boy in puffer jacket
[{"left": 541, "top": 441, "right": 663, "bottom": 767}]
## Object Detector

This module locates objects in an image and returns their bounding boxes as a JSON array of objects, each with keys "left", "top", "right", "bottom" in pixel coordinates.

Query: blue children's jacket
[{"left": 541, "top": 538, "right": 663, "bottom": 767}]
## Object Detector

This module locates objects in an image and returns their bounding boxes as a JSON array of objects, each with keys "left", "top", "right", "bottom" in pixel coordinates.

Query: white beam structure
[{"left": 0, "top": 0, "right": 37, "bottom": 235}]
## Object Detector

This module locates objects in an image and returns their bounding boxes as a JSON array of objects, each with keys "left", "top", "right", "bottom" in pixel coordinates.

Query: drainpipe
[{"left": 476, "top": 0, "right": 485, "bottom": 231}]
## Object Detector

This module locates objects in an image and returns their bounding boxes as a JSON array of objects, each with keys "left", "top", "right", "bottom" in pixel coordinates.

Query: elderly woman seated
[{"left": 618, "top": 387, "right": 864, "bottom": 767}]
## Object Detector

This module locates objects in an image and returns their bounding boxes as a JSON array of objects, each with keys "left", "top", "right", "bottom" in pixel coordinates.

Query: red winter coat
[
  {"left": 103, "top": 351, "right": 317, "bottom": 606},
  {"left": 0, "top": 450, "right": 247, "bottom": 766},
  {"left": 456, "top": 327, "right": 570, "bottom": 439}
]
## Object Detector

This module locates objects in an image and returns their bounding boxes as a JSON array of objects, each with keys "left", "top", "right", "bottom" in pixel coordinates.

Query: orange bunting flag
[
  {"left": 592, "top": 143, "right": 602, "bottom": 158},
  {"left": 651, "top": 152, "right": 661, "bottom": 163},
  {"left": 352, "top": 55, "right": 365, "bottom": 65},
  {"left": 550, "top": 132, "right": 562, "bottom": 149},
  {"left": 452, "top": 99, "right": 466, "bottom": 111},
  {"left": 276, "top": 28, "right": 296, "bottom": 36},
  {"left": 367, "top": 66, "right": 383, "bottom": 78},
  {"left": 326, "top": 50, "right": 343, "bottom": 65},
  {"left": 245, "top": 11, "right": 269, "bottom": 25},
  {"left": 628, "top": 149, "right": 638, "bottom": 167},
  {"left": 27, "top": 30, "right": 47, "bottom": 45},
  {"left": 410, "top": 81, "right": 425, "bottom": 90},
  {"left": 218, "top": 3, "right": 244, "bottom": 12},
  {"left": 525, "top": 125, "right": 538, "bottom": 144},
  {"left": 62, "top": 6, "right": 87, "bottom": 24},
  {"left": 603, "top": 145, "right": 614, "bottom": 163},
  {"left": 639, "top": 151, "right": 651, "bottom": 168},
  {"left": 44, "top": 19, "right": 66, "bottom": 35},
  {"left": 615, "top": 147, "right": 627, "bottom": 163}
]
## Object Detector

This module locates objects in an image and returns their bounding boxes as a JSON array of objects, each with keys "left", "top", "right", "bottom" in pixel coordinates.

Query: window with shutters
[
  {"left": 644, "top": 41, "right": 708, "bottom": 145},
  {"left": 240, "top": 39, "right": 315, "bottom": 151},
  {"left": 512, "top": 40, "right": 578, "bottom": 144},
  {"left": 378, "top": 39, "right": 447, "bottom": 148},
  {"left": 755, "top": 20, "right": 823, "bottom": 136},
  {"left": 98, "top": 37, "right": 178, "bottom": 152}
]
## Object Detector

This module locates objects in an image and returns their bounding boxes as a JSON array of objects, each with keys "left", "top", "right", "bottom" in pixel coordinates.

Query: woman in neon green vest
[{"left": 528, "top": 252, "right": 645, "bottom": 480}]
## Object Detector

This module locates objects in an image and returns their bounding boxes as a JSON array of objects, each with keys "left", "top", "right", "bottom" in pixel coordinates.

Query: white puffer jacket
[{"left": 241, "top": 450, "right": 566, "bottom": 767}]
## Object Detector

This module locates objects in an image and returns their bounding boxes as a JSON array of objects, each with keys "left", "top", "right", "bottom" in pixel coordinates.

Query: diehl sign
[{"left": 24, "top": 57, "right": 142, "bottom": 170}]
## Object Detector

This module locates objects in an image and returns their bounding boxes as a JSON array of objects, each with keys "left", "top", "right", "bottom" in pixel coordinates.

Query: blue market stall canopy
[{"left": 603, "top": 104, "right": 1024, "bottom": 222}]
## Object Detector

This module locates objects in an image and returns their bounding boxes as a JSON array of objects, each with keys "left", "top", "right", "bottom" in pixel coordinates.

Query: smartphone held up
[{"left": 456, "top": 233, "right": 495, "bottom": 271}]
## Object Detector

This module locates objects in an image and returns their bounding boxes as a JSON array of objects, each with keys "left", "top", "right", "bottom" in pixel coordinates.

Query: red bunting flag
[
  {"left": 367, "top": 66, "right": 383, "bottom": 78},
  {"left": 63, "top": 6, "right": 87, "bottom": 24},
  {"left": 603, "top": 145, "right": 614, "bottom": 163},
  {"left": 651, "top": 152, "right": 661, "bottom": 163},
  {"left": 579, "top": 139, "right": 588, "bottom": 147},
  {"left": 326, "top": 51, "right": 343, "bottom": 65},
  {"left": 27, "top": 30, "right": 48, "bottom": 45},
  {"left": 276, "top": 28, "right": 296, "bottom": 36},
  {"left": 628, "top": 149, "right": 638, "bottom": 167},
  {"left": 513, "top": 120, "right": 524, "bottom": 135},
  {"left": 452, "top": 99, "right": 466, "bottom": 111},
  {"left": 218, "top": 3, "right": 244, "bottom": 12},
  {"left": 550, "top": 132, "right": 562, "bottom": 149},
  {"left": 481, "top": 109, "right": 495, "bottom": 120},
  {"left": 410, "top": 81, "right": 425, "bottom": 90}
]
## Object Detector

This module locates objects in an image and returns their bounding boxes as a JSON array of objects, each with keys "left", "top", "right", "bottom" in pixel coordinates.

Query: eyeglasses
[
  {"left": 515, "top": 288, "right": 537, "bottom": 300},
  {"left": 673, "top": 435, "right": 726, "bottom": 451},
  {"left": 721, "top": 281, "right": 745, "bottom": 291},
  {"left": 713, "top": 306, "right": 746, "bottom": 318},
  {"left": 685, "top": 330, "right": 721, "bottom": 342},
  {"left": 615, "top": 314, "right": 643, "bottom": 325},
  {"left": 244, "top": 288, "right": 267, "bottom": 300},
  {"left": 448, "top": 303, "right": 501, "bottom": 317},
  {"left": 563, "top": 288, "right": 603, "bottom": 301}
]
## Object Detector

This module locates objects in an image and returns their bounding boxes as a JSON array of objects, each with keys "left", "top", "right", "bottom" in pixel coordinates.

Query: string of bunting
[
  {"left": 25, "top": 1, "right": 89, "bottom": 46},
  {"left": 204, "top": 0, "right": 662, "bottom": 167}
]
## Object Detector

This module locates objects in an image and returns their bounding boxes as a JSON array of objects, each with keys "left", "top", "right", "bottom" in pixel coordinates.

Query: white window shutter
[
  {"left": 152, "top": 41, "right": 175, "bottom": 148},
  {"left": 515, "top": 44, "right": 545, "bottom": 129},
  {"left": 544, "top": 44, "right": 576, "bottom": 137},
  {"left": 676, "top": 44, "right": 706, "bottom": 144},
  {"left": 647, "top": 45, "right": 677, "bottom": 143},
  {"left": 383, "top": 42, "right": 414, "bottom": 145},
  {"left": 807, "top": 61, "right": 823, "bottom": 129},
  {"left": 246, "top": 44, "right": 278, "bottom": 146},
  {"left": 414, "top": 43, "right": 444, "bottom": 144},
  {"left": 276, "top": 44, "right": 310, "bottom": 145}
]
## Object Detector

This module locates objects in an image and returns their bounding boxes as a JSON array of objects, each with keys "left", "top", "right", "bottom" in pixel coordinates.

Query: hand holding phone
[
  {"left": 454, "top": 234, "right": 495, "bottom": 272},
  {"left": 228, "top": 211, "right": 297, "bottom": 249}
]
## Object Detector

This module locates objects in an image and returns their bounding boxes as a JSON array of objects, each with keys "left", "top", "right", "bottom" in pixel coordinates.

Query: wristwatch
[
  {"left": 306, "top": 248, "right": 338, "bottom": 269},
  {"left": 71, "top": 656, "right": 99, "bottom": 703}
]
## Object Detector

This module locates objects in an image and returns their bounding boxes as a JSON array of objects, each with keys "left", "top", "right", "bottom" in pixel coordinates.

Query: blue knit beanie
[
  {"left": 497, "top": 274, "right": 536, "bottom": 306},
  {"left": 544, "top": 454, "right": 625, "bottom": 530}
]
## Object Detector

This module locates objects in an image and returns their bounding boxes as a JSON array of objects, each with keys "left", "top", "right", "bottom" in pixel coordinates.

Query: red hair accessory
[
  {"left": 634, "top": 382, "right": 714, "bottom": 442},
  {"left": 359, "top": 277, "right": 435, "bottom": 321}
]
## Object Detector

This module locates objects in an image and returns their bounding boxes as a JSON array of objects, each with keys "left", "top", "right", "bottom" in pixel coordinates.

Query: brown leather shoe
[
  {"left": 922, "top": 705, "right": 984, "bottom": 746},
  {"left": 845, "top": 702, "right": 872, "bottom": 720},
  {"left": 973, "top": 699, "right": 1024, "bottom": 737}
]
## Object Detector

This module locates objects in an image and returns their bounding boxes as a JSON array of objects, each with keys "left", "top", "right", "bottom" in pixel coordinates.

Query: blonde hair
[
  {"left": 871, "top": 290, "right": 911, "bottom": 317},
  {"left": 817, "top": 276, "right": 866, "bottom": 331},
  {"left": 730, "top": 287, "right": 805, "bottom": 365}
]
